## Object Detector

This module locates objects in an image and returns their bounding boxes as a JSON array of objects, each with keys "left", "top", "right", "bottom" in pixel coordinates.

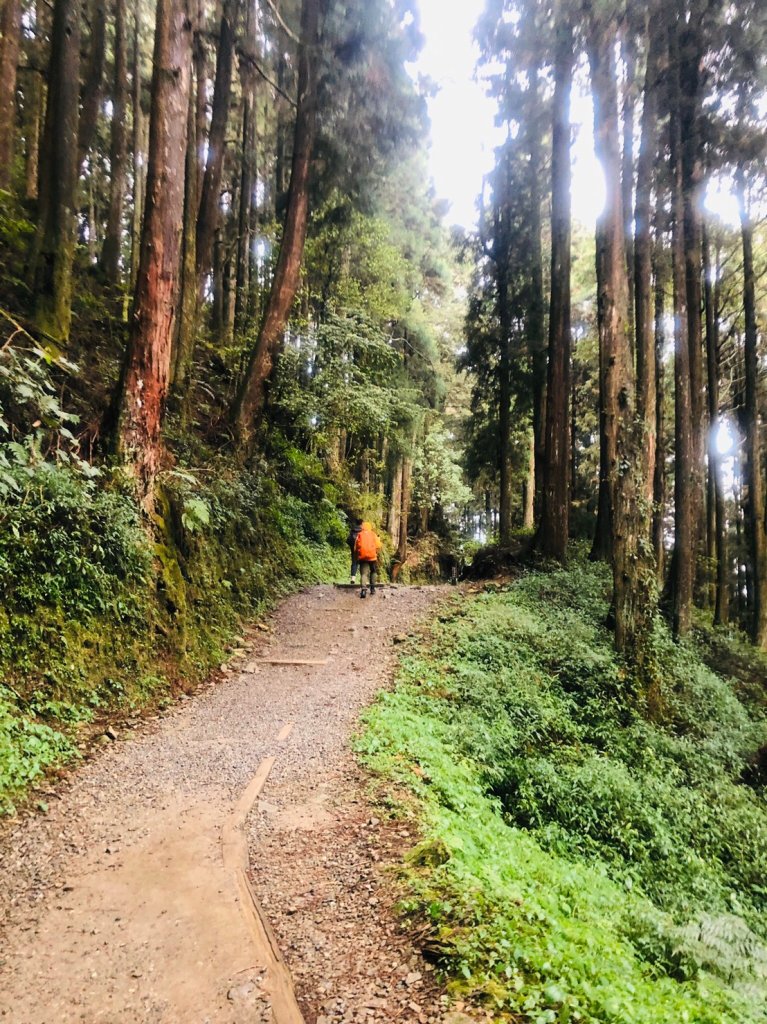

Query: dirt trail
[{"left": 0, "top": 584, "right": 473, "bottom": 1024}]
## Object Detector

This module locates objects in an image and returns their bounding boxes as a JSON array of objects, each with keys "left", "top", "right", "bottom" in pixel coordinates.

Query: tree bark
[
  {"left": 77, "top": 0, "right": 107, "bottom": 167},
  {"left": 388, "top": 455, "right": 403, "bottom": 545},
  {"left": 196, "top": 0, "right": 237, "bottom": 290},
  {"left": 703, "top": 222, "right": 729, "bottom": 625},
  {"left": 235, "top": 0, "right": 258, "bottom": 329},
  {"left": 652, "top": 196, "right": 669, "bottom": 584},
  {"left": 171, "top": 53, "right": 201, "bottom": 397},
  {"left": 115, "top": 0, "right": 193, "bottom": 507},
  {"left": 31, "top": 0, "right": 81, "bottom": 342},
  {"left": 23, "top": 3, "right": 45, "bottom": 202},
  {"left": 0, "top": 0, "right": 21, "bottom": 189},
  {"left": 129, "top": 5, "right": 146, "bottom": 293},
  {"left": 669, "top": 20, "right": 694, "bottom": 637},
  {"left": 539, "top": 18, "right": 573, "bottom": 561},
  {"left": 621, "top": 28, "right": 637, "bottom": 341},
  {"left": 588, "top": 14, "right": 652, "bottom": 658},
  {"left": 679, "top": 9, "right": 706, "bottom": 592},
  {"left": 232, "top": 0, "right": 319, "bottom": 445},
  {"left": 523, "top": 430, "right": 535, "bottom": 529},
  {"left": 101, "top": 0, "right": 129, "bottom": 287},
  {"left": 497, "top": 257, "right": 513, "bottom": 548},
  {"left": 397, "top": 455, "right": 413, "bottom": 564},
  {"left": 736, "top": 169, "right": 767, "bottom": 649},
  {"left": 526, "top": 67, "right": 547, "bottom": 521},
  {"left": 634, "top": 15, "right": 662, "bottom": 514}
]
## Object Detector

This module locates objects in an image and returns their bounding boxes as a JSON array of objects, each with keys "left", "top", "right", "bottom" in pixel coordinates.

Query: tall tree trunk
[
  {"left": 621, "top": 28, "right": 636, "bottom": 341},
  {"left": 23, "top": 2, "right": 45, "bottom": 202},
  {"left": 77, "top": 0, "right": 107, "bottom": 167},
  {"left": 539, "top": 18, "right": 573, "bottom": 561},
  {"left": 634, "top": 15, "right": 662, "bottom": 515},
  {"left": 115, "top": 0, "right": 193, "bottom": 507},
  {"left": 652, "top": 198, "right": 669, "bottom": 584},
  {"left": 23, "top": 67, "right": 42, "bottom": 200},
  {"left": 232, "top": 0, "right": 319, "bottom": 445},
  {"left": 523, "top": 430, "right": 535, "bottom": 529},
  {"left": 703, "top": 222, "right": 728, "bottom": 625},
  {"left": 679, "top": 10, "right": 706, "bottom": 593},
  {"left": 31, "top": 0, "right": 81, "bottom": 342},
  {"left": 588, "top": 15, "right": 652, "bottom": 657},
  {"left": 388, "top": 455, "right": 403, "bottom": 546},
  {"left": 196, "top": 0, "right": 237, "bottom": 290},
  {"left": 397, "top": 455, "right": 413, "bottom": 564},
  {"left": 129, "top": 6, "right": 145, "bottom": 293},
  {"left": 736, "top": 169, "right": 767, "bottom": 649},
  {"left": 526, "top": 67, "right": 547, "bottom": 520},
  {"left": 171, "top": 55, "right": 201, "bottom": 397},
  {"left": 497, "top": 261, "right": 513, "bottom": 548},
  {"left": 0, "top": 0, "right": 21, "bottom": 189},
  {"left": 101, "top": 0, "right": 129, "bottom": 287},
  {"left": 669, "top": 20, "right": 694, "bottom": 637},
  {"left": 235, "top": 0, "right": 258, "bottom": 329}
]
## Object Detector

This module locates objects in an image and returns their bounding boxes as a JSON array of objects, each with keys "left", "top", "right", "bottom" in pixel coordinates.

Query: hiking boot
[
  {"left": 369, "top": 585, "right": 376, "bottom": 595},
  {"left": 350, "top": 577, "right": 356, "bottom": 586},
  {"left": 360, "top": 588, "right": 367, "bottom": 598}
]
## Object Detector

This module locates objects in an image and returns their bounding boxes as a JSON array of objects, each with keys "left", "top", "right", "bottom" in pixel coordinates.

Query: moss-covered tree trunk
[{"left": 115, "top": 0, "right": 193, "bottom": 508}]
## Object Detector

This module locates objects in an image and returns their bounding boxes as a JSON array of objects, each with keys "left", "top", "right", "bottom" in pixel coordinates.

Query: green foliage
[
  {"left": 0, "top": 447, "right": 348, "bottom": 815},
  {"left": 0, "top": 463, "right": 150, "bottom": 616},
  {"left": 413, "top": 426, "right": 473, "bottom": 520},
  {"left": 0, "top": 686, "right": 76, "bottom": 816},
  {"left": 359, "top": 560, "right": 767, "bottom": 1022}
]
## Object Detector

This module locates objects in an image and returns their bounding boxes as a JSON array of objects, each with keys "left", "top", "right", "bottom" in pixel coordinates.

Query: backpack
[{"left": 355, "top": 525, "right": 379, "bottom": 561}]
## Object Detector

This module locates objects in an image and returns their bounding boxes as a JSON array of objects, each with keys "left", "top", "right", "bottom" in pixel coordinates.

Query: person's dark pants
[
  {"left": 359, "top": 560, "right": 377, "bottom": 592},
  {"left": 350, "top": 555, "right": 359, "bottom": 579}
]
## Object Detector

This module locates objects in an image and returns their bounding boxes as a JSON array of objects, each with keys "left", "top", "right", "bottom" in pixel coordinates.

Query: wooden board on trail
[{"left": 255, "top": 658, "right": 330, "bottom": 666}]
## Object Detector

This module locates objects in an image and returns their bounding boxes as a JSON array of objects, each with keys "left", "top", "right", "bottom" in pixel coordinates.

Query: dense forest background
[{"left": 1, "top": 0, "right": 767, "bottom": 805}]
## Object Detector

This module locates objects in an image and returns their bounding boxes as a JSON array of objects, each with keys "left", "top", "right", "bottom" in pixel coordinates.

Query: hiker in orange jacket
[{"left": 354, "top": 521, "right": 382, "bottom": 598}]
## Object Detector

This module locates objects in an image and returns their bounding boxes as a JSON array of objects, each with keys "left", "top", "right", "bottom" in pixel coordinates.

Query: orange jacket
[{"left": 354, "top": 522, "right": 382, "bottom": 562}]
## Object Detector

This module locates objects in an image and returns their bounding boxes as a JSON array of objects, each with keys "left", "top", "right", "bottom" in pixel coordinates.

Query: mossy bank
[
  {"left": 359, "top": 559, "right": 767, "bottom": 1024},
  {"left": 0, "top": 442, "right": 349, "bottom": 814}
]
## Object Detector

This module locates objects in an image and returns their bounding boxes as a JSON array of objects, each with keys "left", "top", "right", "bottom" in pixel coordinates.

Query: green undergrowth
[
  {"left": 358, "top": 560, "right": 767, "bottom": 1023},
  {"left": 0, "top": 444, "right": 348, "bottom": 814}
]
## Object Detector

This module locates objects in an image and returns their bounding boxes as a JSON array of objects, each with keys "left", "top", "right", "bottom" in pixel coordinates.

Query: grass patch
[{"left": 359, "top": 561, "right": 767, "bottom": 1023}]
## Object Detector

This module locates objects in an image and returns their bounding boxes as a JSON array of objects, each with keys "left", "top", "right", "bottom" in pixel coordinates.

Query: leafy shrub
[{"left": 0, "top": 462, "right": 150, "bottom": 617}]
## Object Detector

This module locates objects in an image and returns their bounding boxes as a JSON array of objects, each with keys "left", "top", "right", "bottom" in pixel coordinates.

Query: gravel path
[{"left": 0, "top": 583, "right": 479, "bottom": 1024}]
